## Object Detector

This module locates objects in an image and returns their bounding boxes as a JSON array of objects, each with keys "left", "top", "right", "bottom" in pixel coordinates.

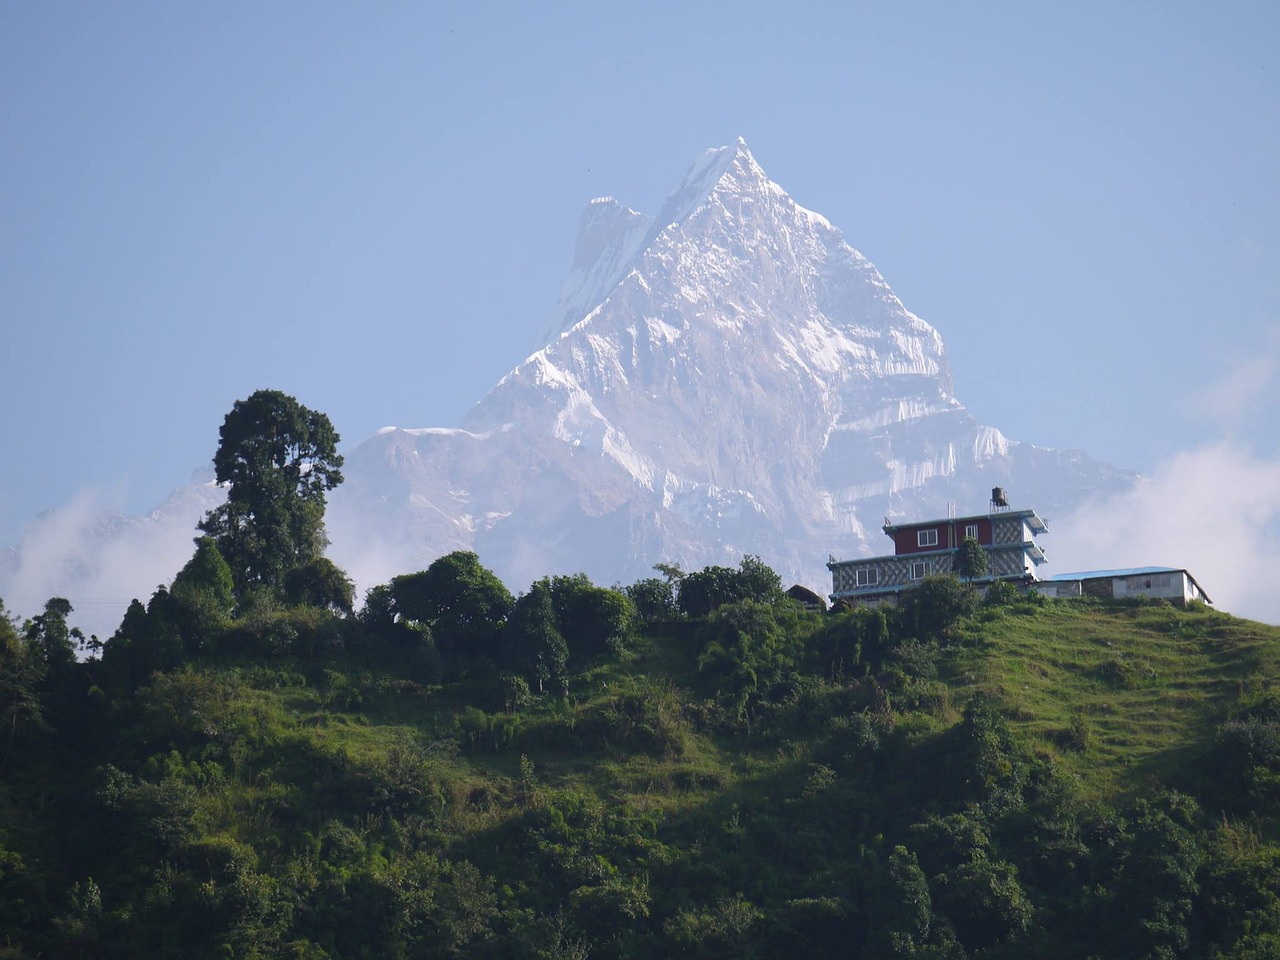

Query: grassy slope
[
  {"left": 10, "top": 594, "right": 1280, "bottom": 957},
  {"left": 945, "top": 597, "right": 1280, "bottom": 799},
  {"left": 195, "top": 597, "right": 1280, "bottom": 856}
]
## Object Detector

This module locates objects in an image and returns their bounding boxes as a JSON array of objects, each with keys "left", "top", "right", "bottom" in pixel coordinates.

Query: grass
[
  {"left": 943, "top": 597, "right": 1280, "bottom": 797},
  {"left": 158, "top": 596, "right": 1280, "bottom": 857}
]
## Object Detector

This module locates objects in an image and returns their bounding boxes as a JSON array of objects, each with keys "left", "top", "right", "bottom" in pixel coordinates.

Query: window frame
[
  {"left": 910, "top": 560, "right": 930, "bottom": 581},
  {"left": 965, "top": 523, "right": 979, "bottom": 541},
  {"left": 855, "top": 567, "right": 879, "bottom": 587},
  {"left": 917, "top": 528, "right": 939, "bottom": 548}
]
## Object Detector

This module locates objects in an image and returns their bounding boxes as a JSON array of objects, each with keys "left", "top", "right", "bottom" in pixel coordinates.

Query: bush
[
  {"left": 495, "top": 672, "right": 534, "bottom": 714},
  {"left": 1050, "top": 713, "right": 1092, "bottom": 752},
  {"left": 626, "top": 577, "right": 677, "bottom": 621},
  {"left": 283, "top": 558, "right": 355, "bottom": 614},
  {"left": 542, "top": 575, "right": 635, "bottom": 660},
  {"left": 982, "top": 580, "right": 1021, "bottom": 607},
  {"left": 678, "top": 556, "right": 784, "bottom": 618},
  {"left": 900, "top": 575, "right": 979, "bottom": 643},
  {"left": 1095, "top": 655, "right": 1157, "bottom": 689}
]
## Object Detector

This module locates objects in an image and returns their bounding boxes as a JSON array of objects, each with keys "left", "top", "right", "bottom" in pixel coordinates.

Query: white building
[{"left": 1034, "top": 567, "right": 1212, "bottom": 606}]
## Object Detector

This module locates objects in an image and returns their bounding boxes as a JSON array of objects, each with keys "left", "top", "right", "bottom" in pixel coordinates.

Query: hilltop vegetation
[
  {"left": 2, "top": 392, "right": 1278, "bottom": 959},
  {"left": 3, "top": 568, "right": 1280, "bottom": 959}
]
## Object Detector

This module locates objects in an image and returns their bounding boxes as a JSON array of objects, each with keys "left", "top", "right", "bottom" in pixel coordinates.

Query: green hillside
[
  {"left": 3, "top": 572, "right": 1279, "bottom": 960},
  {"left": 946, "top": 597, "right": 1280, "bottom": 798}
]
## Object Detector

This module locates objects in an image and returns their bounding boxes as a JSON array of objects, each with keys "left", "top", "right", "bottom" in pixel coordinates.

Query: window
[
  {"left": 910, "top": 561, "right": 930, "bottom": 580},
  {"left": 856, "top": 568, "right": 879, "bottom": 587},
  {"left": 917, "top": 529, "right": 938, "bottom": 547},
  {"left": 965, "top": 524, "right": 979, "bottom": 541}
]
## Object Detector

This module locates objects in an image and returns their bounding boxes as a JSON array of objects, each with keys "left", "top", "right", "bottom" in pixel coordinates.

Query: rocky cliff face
[{"left": 326, "top": 140, "right": 1133, "bottom": 593}]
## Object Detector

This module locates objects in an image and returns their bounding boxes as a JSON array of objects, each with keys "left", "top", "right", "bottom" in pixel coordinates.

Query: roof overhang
[{"left": 882, "top": 508, "right": 1048, "bottom": 536}]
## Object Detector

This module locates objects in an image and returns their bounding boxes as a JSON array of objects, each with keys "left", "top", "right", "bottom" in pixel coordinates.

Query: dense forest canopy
[{"left": 2, "top": 391, "right": 1278, "bottom": 959}]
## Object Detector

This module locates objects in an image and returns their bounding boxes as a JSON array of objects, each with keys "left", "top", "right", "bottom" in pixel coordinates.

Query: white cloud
[
  {"left": 1048, "top": 443, "right": 1280, "bottom": 624},
  {"left": 0, "top": 486, "right": 207, "bottom": 640}
]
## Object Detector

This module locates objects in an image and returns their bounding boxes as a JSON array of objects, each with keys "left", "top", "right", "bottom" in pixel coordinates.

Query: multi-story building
[{"left": 828, "top": 489, "right": 1048, "bottom": 606}]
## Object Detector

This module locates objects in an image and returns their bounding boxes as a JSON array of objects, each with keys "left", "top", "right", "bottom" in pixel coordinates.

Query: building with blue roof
[{"left": 1035, "top": 567, "right": 1212, "bottom": 605}]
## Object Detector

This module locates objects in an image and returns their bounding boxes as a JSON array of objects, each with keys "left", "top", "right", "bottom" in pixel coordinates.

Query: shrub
[
  {"left": 982, "top": 580, "right": 1021, "bottom": 607},
  {"left": 1095, "top": 655, "right": 1157, "bottom": 689},
  {"left": 626, "top": 577, "right": 678, "bottom": 621},
  {"left": 900, "top": 575, "right": 979, "bottom": 643},
  {"left": 1050, "top": 713, "right": 1092, "bottom": 752}
]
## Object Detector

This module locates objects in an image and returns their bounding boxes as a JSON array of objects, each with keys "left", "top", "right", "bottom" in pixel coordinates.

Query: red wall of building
[{"left": 892, "top": 518, "right": 992, "bottom": 556}]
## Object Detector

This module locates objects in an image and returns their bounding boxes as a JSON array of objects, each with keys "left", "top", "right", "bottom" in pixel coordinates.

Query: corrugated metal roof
[{"left": 1045, "top": 566, "right": 1181, "bottom": 581}]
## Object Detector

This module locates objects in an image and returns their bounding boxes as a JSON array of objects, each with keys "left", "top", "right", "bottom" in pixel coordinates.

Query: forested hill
[{"left": 2, "top": 558, "right": 1279, "bottom": 960}]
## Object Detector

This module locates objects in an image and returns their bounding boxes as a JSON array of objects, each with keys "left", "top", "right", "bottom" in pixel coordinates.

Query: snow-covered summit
[
  {"left": 540, "top": 138, "right": 784, "bottom": 347},
  {"left": 2, "top": 140, "right": 1135, "bottom": 628},
  {"left": 334, "top": 141, "right": 1133, "bottom": 591}
]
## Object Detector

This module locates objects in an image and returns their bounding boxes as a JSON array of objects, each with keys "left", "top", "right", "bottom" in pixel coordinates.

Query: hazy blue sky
[{"left": 2, "top": 2, "right": 1278, "bottom": 610}]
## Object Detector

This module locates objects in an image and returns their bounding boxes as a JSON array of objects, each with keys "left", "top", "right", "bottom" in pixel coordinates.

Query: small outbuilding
[
  {"left": 786, "top": 584, "right": 828, "bottom": 612},
  {"left": 1033, "top": 567, "right": 1211, "bottom": 607}
]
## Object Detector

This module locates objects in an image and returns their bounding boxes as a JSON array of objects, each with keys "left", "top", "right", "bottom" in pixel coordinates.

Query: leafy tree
[
  {"left": 981, "top": 578, "right": 1022, "bottom": 607},
  {"left": 98, "top": 597, "right": 150, "bottom": 692},
  {"left": 677, "top": 565, "right": 739, "bottom": 618},
  {"left": 1113, "top": 797, "right": 1202, "bottom": 958},
  {"left": 24, "top": 597, "right": 79, "bottom": 676},
  {"left": 900, "top": 574, "right": 979, "bottom": 643},
  {"left": 198, "top": 389, "right": 344, "bottom": 594},
  {"left": 626, "top": 576, "right": 678, "bottom": 622},
  {"left": 736, "top": 554, "right": 784, "bottom": 602},
  {"left": 502, "top": 582, "right": 569, "bottom": 693},
  {"left": 170, "top": 536, "right": 236, "bottom": 641},
  {"left": 696, "top": 600, "right": 806, "bottom": 721},
  {"left": 805, "top": 605, "right": 891, "bottom": 677},
  {"left": 678, "top": 555, "right": 784, "bottom": 618},
  {"left": 0, "top": 598, "right": 44, "bottom": 775},
  {"left": 954, "top": 536, "right": 988, "bottom": 581},
  {"left": 283, "top": 557, "right": 355, "bottom": 614},
  {"left": 137, "top": 587, "right": 186, "bottom": 676},
  {"left": 872, "top": 846, "right": 934, "bottom": 957},
  {"left": 359, "top": 582, "right": 396, "bottom": 629},
  {"left": 99, "top": 587, "right": 187, "bottom": 684},
  {"left": 390, "top": 552, "right": 513, "bottom": 661},
  {"left": 543, "top": 574, "right": 634, "bottom": 660},
  {"left": 942, "top": 695, "right": 1032, "bottom": 810},
  {"left": 916, "top": 812, "right": 1032, "bottom": 950}
]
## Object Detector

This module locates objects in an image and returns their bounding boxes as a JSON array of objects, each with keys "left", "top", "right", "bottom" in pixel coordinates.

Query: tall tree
[
  {"left": 24, "top": 598, "right": 79, "bottom": 677},
  {"left": 955, "top": 536, "right": 988, "bottom": 581},
  {"left": 502, "top": 581, "right": 568, "bottom": 693},
  {"left": 283, "top": 557, "right": 355, "bottom": 614},
  {"left": 170, "top": 536, "right": 236, "bottom": 641},
  {"left": 0, "top": 598, "right": 44, "bottom": 775},
  {"left": 198, "top": 389, "right": 343, "bottom": 593},
  {"left": 390, "top": 552, "right": 513, "bottom": 660}
]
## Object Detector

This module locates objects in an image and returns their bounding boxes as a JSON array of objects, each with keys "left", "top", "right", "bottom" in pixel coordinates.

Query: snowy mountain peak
[
  {"left": 540, "top": 139, "right": 774, "bottom": 346},
  {"left": 439, "top": 140, "right": 1133, "bottom": 589},
  {"left": 2, "top": 140, "right": 1136, "bottom": 638},
  {"left": 652, "top": 137, "right": 771, "bottom": 229}
]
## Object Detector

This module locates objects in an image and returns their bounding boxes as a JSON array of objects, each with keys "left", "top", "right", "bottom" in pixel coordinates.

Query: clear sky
[{"left": 2, "top": 3, "right": 1278, "bottom": 615}]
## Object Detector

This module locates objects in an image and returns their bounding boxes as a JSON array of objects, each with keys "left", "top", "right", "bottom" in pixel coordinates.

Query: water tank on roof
[{"left": 991, "top": 487, "right": 1009, "bottom": 507}]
